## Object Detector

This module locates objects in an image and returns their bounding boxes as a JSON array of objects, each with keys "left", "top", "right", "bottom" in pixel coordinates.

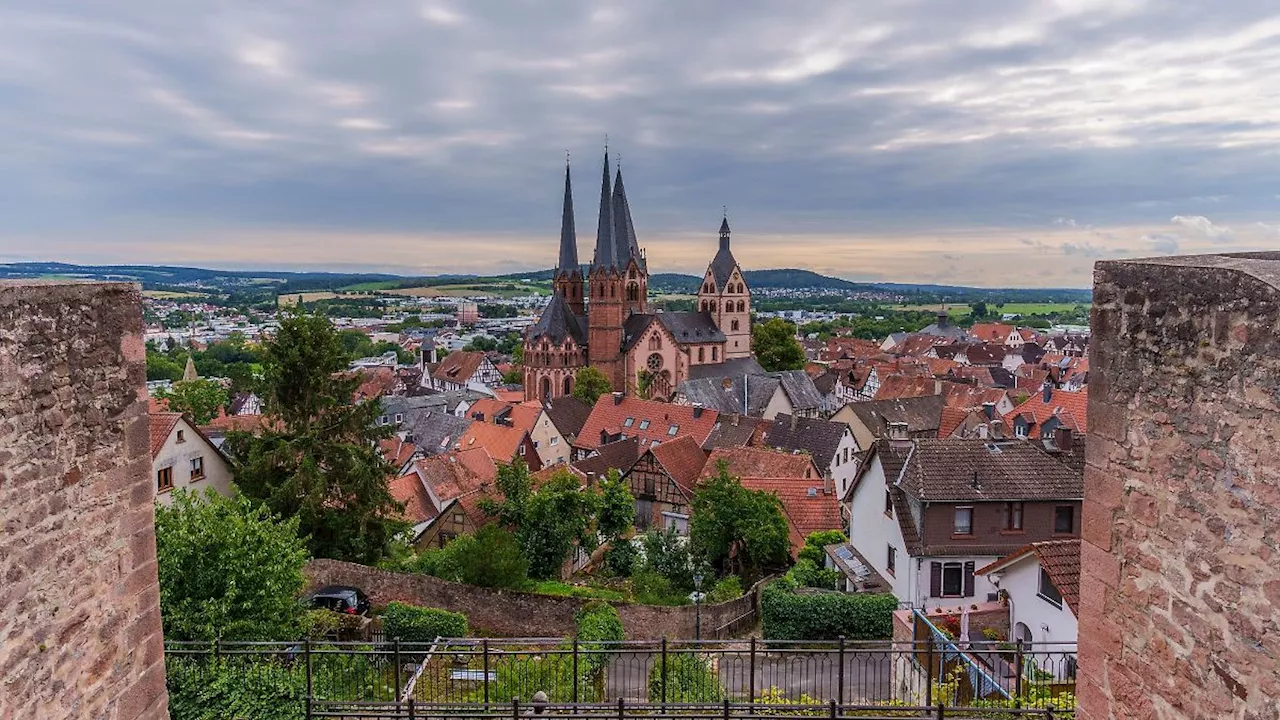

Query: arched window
[
  {"left": 731, "top": 320, "right": 740, "bottom": 331},
  {"left": 698, "top": 347, "right": 705, "bottom": 362},
  {"left": 627, "top": 283, "right": 639, "bottom": 301},
  {"left": 540, "top": 376, "right": 551, "bottom": 401},
  {"left": 649, "top": 334, "right": 662, "bottom": 350},
  {"left": 629, "top": 268, "right": 637, "bottom": 279},
  {"left": 610, "top": 284, "right": 616, "bottom": 298},
  {"left": 563, "top": 375, "right": 572, "bottom": 396},
  {"left": 737, "top": 300, "right": 745, "bottom": 312}
]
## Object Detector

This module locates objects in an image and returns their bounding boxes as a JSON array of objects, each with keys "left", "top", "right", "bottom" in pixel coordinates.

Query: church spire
[
  {"left": 593, "top": 149, "right": 616, "bottom": 270},
  {"left": 719, "top": 212, "right": 731, "bottom": 251},
  {"left": 612, "top": 167, "right": 642, "bottom": 270},
  {"left": 557, "top": 159, "right": 578, "bottom": 274}
]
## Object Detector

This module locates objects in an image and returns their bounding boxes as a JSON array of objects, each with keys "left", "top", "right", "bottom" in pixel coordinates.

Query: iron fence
[{"left": 164, "top": 638, "right": 1076, "bottom": 719}]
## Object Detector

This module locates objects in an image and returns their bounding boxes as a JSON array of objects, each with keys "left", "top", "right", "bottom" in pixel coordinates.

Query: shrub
[
  {"left": 785, "top": 558, "right": 842, "bottom": 590},
  {"left": 302, "top": 609, "right": 368, "bottom": 641},
  {"left": 604, "top": 539, "right": 640, "bottom": 577},
  {"left": 408, "top": 526, "right": 528, "bottom": 589},
  {"left": 640, "top": 527, "right": 692, "bottom": 588},
  {"left": 648, "top": 653, "right": 724, "bottom": 702},
  {"left": 706, "top": 575, "right": 744, "bottom": 604},
  {"left": 631, "top": 569, "right": 688, "bottom": 606},
  {"left": 796, "top": 530, "right": 847, "bottom": 567},
  {"left": 382, "top": 602, "right": 468, "bottom": 641},
  {"left": 576, "top": 601, "right": 624, "bottom": 675},
  {"left": 760, "top": 581, "right": 897, "bottom": 640}
]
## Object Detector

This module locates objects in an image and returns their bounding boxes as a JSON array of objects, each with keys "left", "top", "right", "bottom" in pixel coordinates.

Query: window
[
  {"left": 886, "top": 545, "right": 896, "bottom": 576},
  {"left": 395, "top": 413, "right": 403, "bottom": 424},
  {"left": 954, "top": 506, "right": 974, "bottom": 535},
  {"left": 1055, "top": 506, "right": 1075, "bottom": 534},
  {"left": 698, "top": 347, "right": 705, "bottom": 362},
  {"left": 551, "top": 437, "right": 559, "bottom": 446},
  {"left": 667, "top": 425, "right": 679, "bottom": 436},
  {"left": 624, "top": 417, "right": 635, "bottom": 427},
  {"left": 1003, "top": 502, "right": 1024, "bottom": 531},
  {"left": 190, "top": 457, "right": 204, "bottom": 480},
  {"left": 639, "top": 420, "right": 650, "bottom": 430},
  {"left": 157, "top": 467, "right": 174, "bottom": 493},
  {"left": 453, "top": 513, "right": 464, "bottom": 524},
  {"left": 884, "top": 489, "right": 894, "bottom": 516},
  {"left": 518, "top": 445, "right": 526, "bottom": 456},
  {"left": 1038, "top": 567, "right": 1064, "bottom": 608},
  {"left": 711, "top": 347, "right": 718, "bottom": 361},
  {"left": 731, "top": 320, "right": 740, "bottom": 331},
  {"left": 942, "top": 563, "right": 964, "bottom": 597},
  {"left": 932, "top": 561, "right": 976, "bottom": 598},
  {"left": 1015, "top": 422, "right": 1028, "bottom": 439},
  {"left": 176, "top": 430, "right": 186, "bottom": 443}
]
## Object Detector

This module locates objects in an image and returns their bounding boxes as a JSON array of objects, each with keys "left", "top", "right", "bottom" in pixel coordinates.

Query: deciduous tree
[
  {"left": 572, "top": 366, "right": 614, "bottom": 404},
  {"left": 156, "top": 378, "right": 228, "bottom": 425},
  {"left": 751, "top": 318, "right": 806, "bottom": 372},
  {"left": 690, "top": 460, "right": 791, "bottom": 579}
]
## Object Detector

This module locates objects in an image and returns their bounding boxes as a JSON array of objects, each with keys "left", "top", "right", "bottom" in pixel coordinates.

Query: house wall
[
  {"left": 528, "top": 411, "right": 569, "bottom": 466},
  {"left": 829, "top": 429, "right": 861, "bottom": 498},
  {"left": 762, "top": 387, "right": 793, "bottom": 420},
  {"left": 1078, "top": 255, "right": 1280, "bottom": 719},
  {"left": 0, "top": 282, "right": 169, "bottom": 720},
  {"left": 846, "top": 456, "right": 911, "bottom": 601},
  {"left": 998, "top": 559, "right": 1079, "bottom": 659},
  {"left": 919, "top": 501, "right": 1081, "bottom": 550},
  {"left": 153, "top": 417, "right": 234, "bottom": 505}
]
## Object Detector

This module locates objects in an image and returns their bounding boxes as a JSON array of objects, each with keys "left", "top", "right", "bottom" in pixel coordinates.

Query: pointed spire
[
  {"left": 612, "top": 167, "right": 641, "bottom": 269},
  {"left": 593, "top": 149, "right": 615, "bottom": 270},
  {"left": 557, "top": 159, "right": 578, "bottom": 274},
  {"left": 719, "top": 210, "right": 731, "bottom": 251},
  {"left": 183, "top": 355, "right": 199, "bottom": 382}
]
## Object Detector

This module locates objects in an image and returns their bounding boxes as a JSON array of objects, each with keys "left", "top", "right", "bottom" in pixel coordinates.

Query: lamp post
[{"left": 691, "top": 565, "right": 707, "bottom": 645}]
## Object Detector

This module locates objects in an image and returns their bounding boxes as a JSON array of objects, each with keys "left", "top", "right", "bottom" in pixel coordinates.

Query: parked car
[{"left": 306, "top": 585, "right": 371, "bottom": 617}]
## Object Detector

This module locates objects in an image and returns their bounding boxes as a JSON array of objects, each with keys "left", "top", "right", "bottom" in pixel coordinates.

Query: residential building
[
  {"left": 543, "top": 395, "right": 593, "bottom": 447},
  {"left": 430, "top": 350, "right": 502, "bottom": 393},
  {"left": 702, "top": 445, "right": 823, "bottom": 482},
  {"left": 150, "top": 412, "right": 234, "bottom": 505},
  {"left": 759, "top": 414, "right": 860, "bottom": 497},
  {"left": 466, "top": 398, "right": 570, "bottom": 467},
  {"left": 844, "top": 438, "right": 1082, "bottom": 609},
  {"left": 833, "top": 394, "right": 946, "bottom": 451},
  {"left": 454, "top": 421, "right": 542, "bottom": 471},
  {"left": 977, "top": 539, "right": 1080, "bottom": 672},
  {"left": 574, "top": 393, "right": 720, "bottom": 458},
  {"left": 1005, "top": 385, "right": 1089, "bottom": 440},
  {"left": 739, "top": 477, "right": 844, "bottom": 558},
  {"left": 622, "top": 435, "right": 707, "bottom": 533}
]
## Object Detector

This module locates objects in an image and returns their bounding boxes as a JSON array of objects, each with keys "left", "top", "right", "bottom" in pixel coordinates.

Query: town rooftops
[
  {"left": 454, "top": 421, "right": 529, "bottom": 462},
  {"left": 647, "top": 435, "right": 709, "bottom": 495},
  {"left": 977, "top": 539, "right": 1081, "bottom": 613},
  {"left": 576, "top": 394, "right": 720, "bottom": 451},
  {"left": 703, "top": 445, "right": 821, "bottom": 481},
  {"left": 686, "top": 356, "right": 768, "bottom": 382},
  {"left": 843, "top": 394, "right": 946, "bottom": 436},
  {"left": 771, "top": 370, "right": 824, "bottom": 411},
  {"left": 676, "top": 374, "right": 780, "bottom": 417},
  {"left": 573, "top": 437, "right": 642, "bottom": 481},
  {"left": 739, "top": 477, "right": 843, "bottom": 556},
  {"left": 543, "top": 395, "right": 593, "bottom": 440},
  {"left": 760, "top": 414, "right": 849, "bottom": 472},
  {"left": 1006, "top": 387, "right": 1089, "bottom": 438},
  {"left": 968, "top": 323, "right": 1013, "bottom": 343},
  {"left": 401, "top": 411, "right": 474, "bottom": 456},
  {"left": 870, "top": 437, "right": 1083, "bottom": 503},
  {"left": 432, "top": 350, "right": 487, "bottom": 384}
]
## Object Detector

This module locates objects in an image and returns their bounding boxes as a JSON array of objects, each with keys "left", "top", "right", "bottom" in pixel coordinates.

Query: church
[{"left": 524, "top": 152, "right": 753, "bottom": 402}]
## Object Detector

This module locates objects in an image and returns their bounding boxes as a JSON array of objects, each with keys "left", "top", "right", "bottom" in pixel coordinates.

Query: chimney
[
  {"left": 612, "top": 392, "right": 624, "bottom": 406},
  {"left": 1042, "top": 382, "right": 1053, "bottom": 404},
  {"left": 982, "top": 401, "right": 996, "bottom": 420},
  {"left": 789, "top": 414, "right": 798, "bottom": 431},
  {"left": 692, "top": 403, "right": 704, "bottom": 419},
  {"left": 976, "top": 423, "right": 989, "bottom": 439},
  {"left": 971, "top": 471, "right": 982, "bottom": 491},
  {"left": 886, "top": 421, "right": 909, "bottom": 441},
  {"left": 1054, "top": 426, "right": 1073, "bottom": 453},
  {"left": 731, "top": 412, "right": 741, "bottom": 426}
]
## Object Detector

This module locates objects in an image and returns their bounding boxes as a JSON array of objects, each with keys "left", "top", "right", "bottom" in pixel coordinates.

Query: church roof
[
  {"left": 593, "top": 151, "right": 617, "bottom": 270},
  {"left": 622, "top": 312, "right": 727, "bottom": 352},
  {"left": 612, "top": 169, "right": 645, "bottom": 271},
  {"left": 557, "top": 162, "right": 578, "bottom": 273},
  {"left": 686, "top": 356, "right": 768, "bottom": 381},
  {"left": 709, "top": 217, "right": 739, "bottom": 288},
  {"left": 676, "top": 374, "right": 781, "bottom": 417},
  {"left": 528, "top": 292, "right": 586, "bottom": 346}
]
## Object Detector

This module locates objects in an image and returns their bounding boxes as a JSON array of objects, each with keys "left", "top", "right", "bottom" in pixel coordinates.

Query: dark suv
[{"left": 306, "top": 586, "right": 371, "bottom": 616}]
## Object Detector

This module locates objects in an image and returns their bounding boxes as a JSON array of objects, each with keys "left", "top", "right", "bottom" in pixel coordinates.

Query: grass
[
  {"left": 339, "top": 280, "right": 404, "bottom": 292},
  {"left": 898, "top": 302, "right": 1087, "bottom": 317},
  {"left": 276, "top": 291, "right": 371, "bottom": 306},
  {"left": 524, "top": 580, "right": 629, "bottom": 602},
  {"left": 386, "top": 282, "right": 551, "bottom": 299},
  {"left": 143, "top": 290, "right": 210, "bottom": 299}
]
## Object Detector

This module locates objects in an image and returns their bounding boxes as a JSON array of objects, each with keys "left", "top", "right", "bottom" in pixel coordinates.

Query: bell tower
[{"left": 698, "top": 214, "right": 752, "bottom": 359}]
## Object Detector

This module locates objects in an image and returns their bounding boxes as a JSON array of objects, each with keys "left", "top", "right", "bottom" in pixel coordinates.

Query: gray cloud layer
[{"left": 1, "top": 0, "right": 1278, "bottom": 285}]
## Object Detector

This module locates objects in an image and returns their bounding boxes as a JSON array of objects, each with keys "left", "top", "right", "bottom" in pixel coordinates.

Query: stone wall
[
  {"left": 1081, "top": 254, "right": 1280, "bottom": 719},
  {"left": 0, "top": 282, "right": 169, "bottom": 720},
  {"left": 305, "top": 559, "right": 760, "bottom": 639}
]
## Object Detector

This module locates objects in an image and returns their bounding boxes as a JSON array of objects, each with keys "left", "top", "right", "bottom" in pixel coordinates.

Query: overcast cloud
[{"left": 0, "top": 0, "right": 1278, "bottom": 286}]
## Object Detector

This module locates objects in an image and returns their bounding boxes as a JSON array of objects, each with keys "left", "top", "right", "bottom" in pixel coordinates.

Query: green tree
[
  {"left": 147, "top": 350, "right": 185, "bottom": 382},
  {"left": 502, "top": 368, "right": 524, "bottom": 385},
  {"left": 690, "top": 461, "right": 791, "bottom": 579},
  {"left": 596, "top": 469, "right": 636, "bottom": 541},
  {"left": 572, "top": 366, "right": 613, "bottom": 404},
  {"left": 751, "top": 318, "right": 806, "bottom": 372},
  {"left": 797, "top": 530, "right": 847, "bottom": 568},
  {"left": 224, "top": 310, "right": 406, "bottom": 564},
  {"left": 415, "top": 525, "right": 529, "bottom": 589},
  {"left": 463, "top": 335, "right": 499, "bottom": 352},
  {"left": 156, "top": 489, "right": 310, "bottom": 641},
  {"left": 640, "top": 527, "right": 693, "bottom": 589},
  {"left": 156, "top": 378, "right": 229, "bottom": 425},
  {"left": 970, "top": 301, "right": 989, "bottom": 319}
]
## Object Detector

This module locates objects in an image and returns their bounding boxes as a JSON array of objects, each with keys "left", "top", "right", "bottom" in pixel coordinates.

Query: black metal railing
[{"left": 164, "top": 638, "right": 1077, "bottom": 720}]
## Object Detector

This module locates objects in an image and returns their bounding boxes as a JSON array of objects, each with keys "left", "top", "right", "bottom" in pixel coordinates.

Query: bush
[
  {"left": 640, "top": 527, "right": 692, "bottom": 588},
  {"left": 576, "top": 601, "right": 624, "bottom": 675},
  {"left": 382, "top": 602, "right": 468, "bottom": 641},
  {"left": 648, "top": 653, "right": 724, "bottom": 702},
  {"left": 796, "top": 530, "right": 847, "bottom": 567},
  {"left": 760, "top": 581, "right": 897, "bottom": 640},
  {"left": 706, "top": 575, "right": 744, "bottom": 604},
  {"left": 408, "top": 526, "right": 528, "bottom": 589},
  {"left": 302, "top": 609, "right": 368, "bottom": 641},
  {"left": 604, "top": 539, "right": 640, "bottom": 576},
  {"left": 785, "top": 558, "right": 842, "bottom": 590},
  {"left": 631, "top": 569, "right": 688, "bottom": 606}
]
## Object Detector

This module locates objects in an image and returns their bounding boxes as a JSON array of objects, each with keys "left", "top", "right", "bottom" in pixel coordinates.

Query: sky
[{"left": 1, "top": 1, "right": 1278, "bottom": 287}]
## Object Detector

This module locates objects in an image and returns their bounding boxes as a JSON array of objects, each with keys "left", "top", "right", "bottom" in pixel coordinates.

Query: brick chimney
[
  {"left": 692, "top": 403, "right": 704, "bottom": 419},
  {"left": 982, "top": 401, "right": 996, "bottom": 419},
  {"left": 612, "top": 392, "right": 624, "bottom": 406},
  {"left": 1042, "top": 381, "right": 1053, "bottom": 404}
]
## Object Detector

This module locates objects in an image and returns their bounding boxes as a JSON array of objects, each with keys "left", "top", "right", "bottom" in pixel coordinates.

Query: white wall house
[
  {"left": 976, "top": 540, "right": 1079, "bottom": 678},
  {"left": 151, "top": 413, "right": 235, "bottom": 505}
]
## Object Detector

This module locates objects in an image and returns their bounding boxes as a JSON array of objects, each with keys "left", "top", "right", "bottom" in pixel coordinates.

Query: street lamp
[{"left": 690, "top": 565, "right": 708, "bottom": 644}]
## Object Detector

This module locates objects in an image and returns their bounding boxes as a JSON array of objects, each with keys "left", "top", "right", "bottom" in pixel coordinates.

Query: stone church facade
[{"left": 524, "top": 152, "right": 752, "bottom": 402}]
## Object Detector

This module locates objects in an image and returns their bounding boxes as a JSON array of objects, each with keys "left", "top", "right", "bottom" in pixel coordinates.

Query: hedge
[
  {"left": 648, "top": 653, "right": 724, "bottom": 702},
  {"left": 760, "top": 579, "right": 897, "bottom": 641},
  {"left": 382, "top": 601, "right": 468, "bottom": 641},
  {"left": 576, "top": 601, "right": 624, "bottom": 675}
]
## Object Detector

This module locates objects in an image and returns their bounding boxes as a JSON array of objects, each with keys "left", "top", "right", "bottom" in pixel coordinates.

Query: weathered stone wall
[
  {"left": 1081, "top": 254, "right": 1280, "bottom": 719},
  {"left": 305, "top": 559, "right": 760, "bottom": 639},
  {"left": 0, "top": 282, "right": 169, "bottom": 720}
]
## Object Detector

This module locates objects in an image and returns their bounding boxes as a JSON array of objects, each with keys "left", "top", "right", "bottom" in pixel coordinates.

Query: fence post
[
  {"left": 393, "top": 637, "right": 402, "bottom": 702},
  {"left": 837, "top": 635, "right": 846, "bottom": 707},
  {"left": 617, "top": 697, "right": 625, "bottom": 720},
  {"left": 1014, "top": 639, "right": 1024, "bottom": 705},
  {"left": 213, "top": 636, "right": 220, "bottom": 659},
  {"left": 408, "top": 698, "right": 416, "bottom": 720},
  {"left": 305, "top": 638, "right": 314, "bottom": 701},
  {"left": 935, "top": 702, "right": 945, "bottom": 720},
  {"left": 724, "top": 697, "right": 731, "bottom": 720},
  {"left": 660, "top": 636, "right": 669, "bottom": 709},
  {"left": 925, "top": 638, "right": 934, "bottom": 707},
  {"left": 573, "top": 637, "right": 580, "bottom": 704},
  {"left": 829, "top": 699, "right": 837, "bottom": 720},
  {"left": 748, "top": 636, "right": 757, "bottom": 707},
  {"left": 1045, "top": 704, "right": 1055, "bottom": 720},
  {"left": 484, "top": 639, "right": 491, "bottom": 709},
  {"left": 304, "top": 695, "right": 312, "bottom": 720},
  {"left": 512, "top": 698, "right": 520, "bottom": 720}
]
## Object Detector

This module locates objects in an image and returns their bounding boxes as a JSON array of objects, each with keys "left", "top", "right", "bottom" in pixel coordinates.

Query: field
[
  {"left": 277, "top": 291, "right": 370, "bottom": 306},
  {"left": 142, "top": 290, "right": 210, "bottom": 299},
  {"left": 338, "top": 280, "right": 404, "bottom": 292},
  {"left": 898, "top": 302, "right": 1087, "bottom": 317},
  {"left": 385, "top": 282, "right": 551, "bottom": 299}
]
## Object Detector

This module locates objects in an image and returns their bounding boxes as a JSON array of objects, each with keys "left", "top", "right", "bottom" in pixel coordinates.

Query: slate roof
[
  {"left": 888, "top": 438, "right": 1084, "bottom": 502},
  {"left": 573, "top": 437, "right": 642, "bottom": 481},
  {"left": 760, "top": 414, "right": 849, "bottom": 473},
  {"left": 709, "top": 218, "right": 739, "bottom": 288},
  {"left": 675, "top": 375, "right": 780, "bottom": 417},
  {"left": 528, "top": 292, "right": 586, "bottom": 345},
  {"left": 686, "top": 356, "right": 768, "bottom": 381},
  {"left": 557, "top": 163, "right": 578, "bottom": 273},
  {"left": 544, "top": 395, "right": 593, "bottom": 440},
  {"left": 149, "top": 412, "right": 183, "bottom": 458},
  {"left": 1006, "top": 388, "right": 1089, "bottom": 438},
  {"left": 977, "top": 539, "right": 1081, "bottom": 613},
  {"left": 918, "top": 314, "right": 970, "bottom": 340},
  {"left": 577, "top": 395, "right": 720, "bottom": 451},
  {"left": 621, "top": 312, "right": 727, "bottom": 351},
  {"left": 703, "top": 445, "right": 821, "bottom": 480},
  {"left": 701, "top": 416, "right": 768, "bottom": 450},
  {"left": 648, "top": 435, "right": 709, "bottom": 495},
  {"left": 813, "top": 371, "right": 838, "bottom": 395},
  {"left": 402, "top": 411, "right": 474, "bottom": 456},
  {"left": 771, "top": 370, "right": 824, "bottom": 411},
  {"left": 843, "top": 395, "right": 946, "bottom": 437}
]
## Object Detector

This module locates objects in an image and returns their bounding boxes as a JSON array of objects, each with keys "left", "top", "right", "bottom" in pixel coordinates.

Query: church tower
[
  {"left": 552, "top": 160, "right": 585, "bottom": 315},
  {"left": 698, "top": 215, "right": 752, "bottom": 359},
  {"left": 587, "top": 151, "right": 647, "bottom": 391}
]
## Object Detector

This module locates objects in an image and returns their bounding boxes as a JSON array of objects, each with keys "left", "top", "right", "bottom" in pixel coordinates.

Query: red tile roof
[
  {"left": 968, "top": 323, "right": 1013, "bottom": 343},
  {"left": 352, "top": 367, "right": 397, "bottom": 401},
  {"left": 702, "top": 446, "right": 821, "bottom": 482},
  {"left": 739, "top": 477, "right": 843, "bottom": 557},
  {"left": 493, "top": 388, "right": 526, "bottom": 403},
  {"left": 942, "top": 383, "right": 1009, "bottom": 411},
  {"left": 1006, "top": 388, "right": 1089, "bottom": 438},
  {"left": 454, "top": 422, "right": 531, "bottom": 464},
  {"left": 149, "top": 412, "right": 182, "bottom": 458},
  {"left": 389, "top": 472, "right": 438, "bottom": 525},
  {"left": 409, "top": 450, "right": 496, "bottom": 507},
  {"left": 379, "top": 437, "right": 418, "bottom": 468},
  {"left": 977, "top": 539, "right": 1081, "bottom": 613},
  {"left": 432, "top": 350, "right": 486, "bottom": 385},
  {"left": 938, "top": 406, "right": 970, "bottom": 439},
  {"left": 576, "top": 395, "right": 720, "bottom": 451},
  {"left": 874, "top": 375, "right": 939, "bottom": 400},
  {"left": 649, "top": 435, "right": 709, "bottom": 495}
]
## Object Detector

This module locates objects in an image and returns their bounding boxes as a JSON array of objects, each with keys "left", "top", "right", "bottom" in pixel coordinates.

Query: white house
[
  {"left": 150, "top": 412, "right": 235, "bottom": 505},
  {"left": 977, "top": 539, "right": 1080, "bottom": 678},
  {"left": 843, "top": 438, "right": 1083, "bottom": 610}
]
